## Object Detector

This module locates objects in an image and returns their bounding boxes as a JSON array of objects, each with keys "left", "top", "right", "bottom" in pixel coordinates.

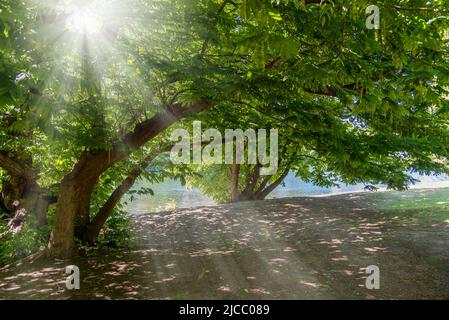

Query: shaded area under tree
[{"left": 1, "top": 192, "right": 449, "bottom": 299}]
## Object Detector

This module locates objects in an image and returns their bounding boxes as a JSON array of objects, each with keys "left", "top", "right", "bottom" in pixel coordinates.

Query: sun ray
[{"left": 65, "top": 3, "right": 104, "bottom": 35}]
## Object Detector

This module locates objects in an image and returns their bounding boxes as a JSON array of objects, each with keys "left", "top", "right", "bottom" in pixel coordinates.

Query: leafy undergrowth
[
  {"left": 0, "top": 210, "right": 135, "bottom": 266},
  {"left": 0, "top": 219, "right": 50, "bottom": 267},
  {"left": 79, "top": 210, "right": 137, "bottom": 257}
]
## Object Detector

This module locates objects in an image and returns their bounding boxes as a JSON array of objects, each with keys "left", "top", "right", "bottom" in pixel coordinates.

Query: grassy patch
[{"left": 370, "top": 188, "right": 449, "bottom": 226}]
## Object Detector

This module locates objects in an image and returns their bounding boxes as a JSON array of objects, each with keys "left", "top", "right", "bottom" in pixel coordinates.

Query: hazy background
[{"left": 124, "top": 173, "right": 449, "bottom": 214}]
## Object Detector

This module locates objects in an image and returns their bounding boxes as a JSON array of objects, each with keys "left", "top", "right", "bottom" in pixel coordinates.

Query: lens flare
[{"left": 66, "top": 5, "right": 103, "bottom": 35}]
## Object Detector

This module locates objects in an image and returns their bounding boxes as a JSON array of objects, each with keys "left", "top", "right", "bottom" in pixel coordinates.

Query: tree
[{"left": 1, "top": 0, "right": 449, "bottom": 259}]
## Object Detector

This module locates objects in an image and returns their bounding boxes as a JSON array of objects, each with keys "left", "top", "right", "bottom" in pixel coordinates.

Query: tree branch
[
  {"left": 256, "top": 165, "right": 290, "bottom": 199},
  {"left": 85, "top": 144, "right": 174, "bottom": 242}
]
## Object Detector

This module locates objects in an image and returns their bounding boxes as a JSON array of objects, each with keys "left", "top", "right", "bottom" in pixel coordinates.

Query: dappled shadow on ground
[{"left": 1, "top": 193, "right": 449, "bottom": 299}]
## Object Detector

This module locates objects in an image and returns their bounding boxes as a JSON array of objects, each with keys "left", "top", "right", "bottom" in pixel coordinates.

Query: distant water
[{"left": 124, "top": 173, "right": 449, "bottom": 215}]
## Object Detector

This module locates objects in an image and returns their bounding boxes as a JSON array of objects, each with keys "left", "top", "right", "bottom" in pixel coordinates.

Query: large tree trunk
[
  {"left": 0, "top": 153, "right": 48, "bottom": 233},
  {"left": 48, "top": 180, "right": 82, "bottom": 257},
  {"left": 47, "top": 179, "right": 98, "bottom": 257},
  {"left": 230, "top": 162, "right": 240, "bottom": 202},
  {"left": 47, "top": 155, "right": 102, "bottom": 257}
]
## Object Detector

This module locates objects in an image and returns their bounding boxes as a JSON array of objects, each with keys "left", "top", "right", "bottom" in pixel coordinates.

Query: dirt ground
[{"left": 1, "top": 192, "right": 449, "bottom": 299}]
